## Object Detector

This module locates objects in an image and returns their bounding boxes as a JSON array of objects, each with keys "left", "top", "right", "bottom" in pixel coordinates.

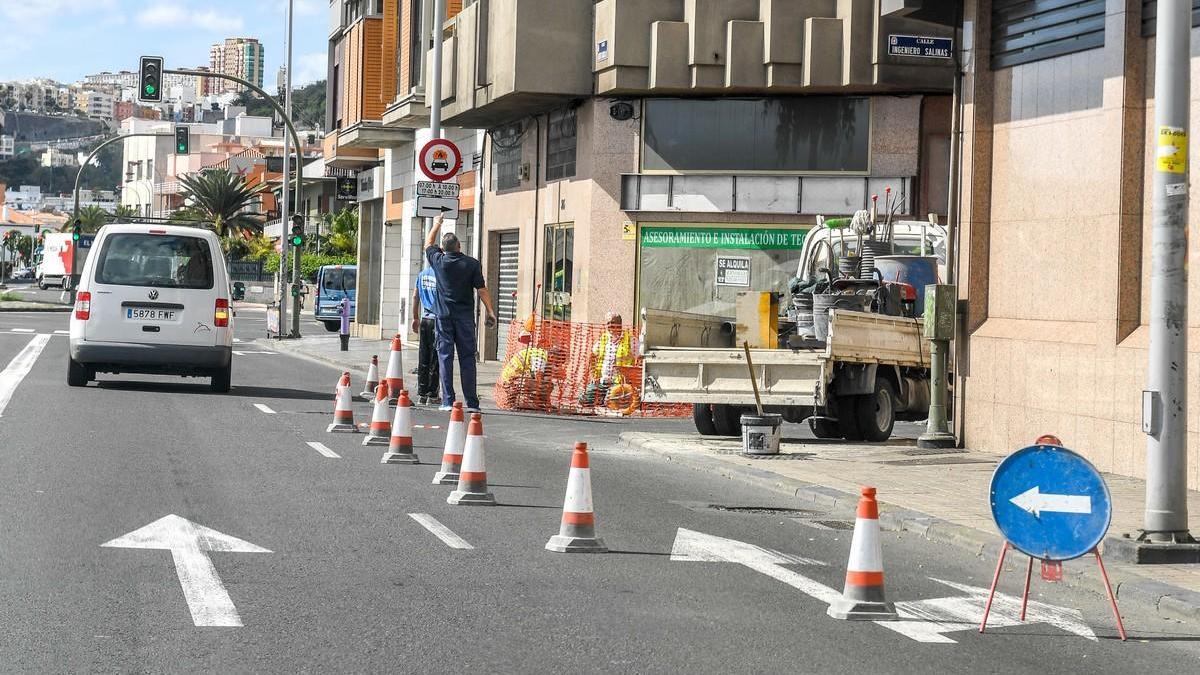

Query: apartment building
[
  {"left": 75, "top": 89, "right": 115, "bottom": 121},
  {"left": 325, "top": 0, "right": 954, "bottom": 351},
  {"left": 0, "top": 134, "right": 13, "bottom": 160},
  {"left": 210, "top": 38, "right": 266, "bottom": 94}
]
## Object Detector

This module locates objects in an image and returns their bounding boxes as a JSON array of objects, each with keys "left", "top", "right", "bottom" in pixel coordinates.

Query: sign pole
[{"left": 1140, "top": 0, "right": 1197, "bottom": 551}]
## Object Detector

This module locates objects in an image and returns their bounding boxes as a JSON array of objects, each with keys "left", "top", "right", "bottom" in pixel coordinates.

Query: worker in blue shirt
[
  {"left": 410, "top": 266, "right": 440, "bottom": 406},
  {"left": 424, "top": 215, "right": 497, "bottom": 412}
]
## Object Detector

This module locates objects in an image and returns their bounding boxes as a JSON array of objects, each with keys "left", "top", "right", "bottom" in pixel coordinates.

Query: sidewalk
[
  {"left": 253, "top": 332, "right": 501, "bottom": 402},
  {"left": 620, "top": 430, "right": 1200, "bottom": 623},
  {"left": 0, "top": 300, "right": 70, "bottom": 312}
]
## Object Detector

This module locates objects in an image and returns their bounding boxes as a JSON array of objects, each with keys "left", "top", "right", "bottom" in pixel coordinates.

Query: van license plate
[{"left": 126, "top": 308, "right": 176, "bottom": 321}]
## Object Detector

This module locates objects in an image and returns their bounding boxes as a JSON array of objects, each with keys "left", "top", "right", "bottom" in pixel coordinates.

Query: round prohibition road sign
[
  {"left": 989, "top": 444, "right": 1112, "bottom": 561},
  {"left": 419, "top": 138, "right": 462, "bottom": 182}
]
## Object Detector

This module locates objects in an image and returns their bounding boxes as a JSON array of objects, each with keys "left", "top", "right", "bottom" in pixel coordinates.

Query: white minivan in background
[{"left": 68, "top": 224, "right": 234, "bottom": 392}]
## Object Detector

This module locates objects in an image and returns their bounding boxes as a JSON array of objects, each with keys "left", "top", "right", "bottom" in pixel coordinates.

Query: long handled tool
[{"left": 743, "top": 341, "right": 764, "bottom": 416}]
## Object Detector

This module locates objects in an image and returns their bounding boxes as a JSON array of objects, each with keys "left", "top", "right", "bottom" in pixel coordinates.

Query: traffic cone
[
  {"left": 362, "top": 383, "right": 392, "bottom": 446},
  {"left": 432, "top": 402, "right": 466, "bottom": 485},
  {"left": 447, "top": 413, "right": 495, "bottom": 506},
  {"left": 384, "top": 334, "right": 405, "bottom": 404},
  {"left": 359, "top": 355, "right": 380, "bottom": 400},
  {"left": 828, "top": 487, "right": 898, "bottom": 621},
  {"left": 382, "top": 390, "right": 419, "bottom": 464},
  {"left": 546, "top": 442, "right": 607, "bottom": 553},
  {"left": 326, "top": 372, "right": 358, "bottom": 433}
]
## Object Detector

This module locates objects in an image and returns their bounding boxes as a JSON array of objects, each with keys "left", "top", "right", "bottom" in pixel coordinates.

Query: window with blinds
[
  {"left": 991, "top": 0, "right": 1106, "bottom": 70},
  {"left": 1141, "top": 1, "right": 1200, "bottom": 35}
]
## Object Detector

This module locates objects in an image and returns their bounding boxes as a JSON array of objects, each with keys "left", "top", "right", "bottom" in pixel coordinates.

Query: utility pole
[
  {"left": 1121, "top": 0, "right": 1200, "bottom": 562},
  {"left": 416, "top": 0, "right": 446, "bottom": 334},
  {"left": 285, "top": 0, "right": 302, "bottom": 339}
]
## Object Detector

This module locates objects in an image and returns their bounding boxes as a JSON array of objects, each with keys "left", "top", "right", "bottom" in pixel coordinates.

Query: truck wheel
[
  {"left": 37, "top": 279, "right": 47, "bottom": 291},
  {"left": 836, "top": 396, "right": 864, "bottom": 441},
  {"left": 711, "top": 404, "right": 743, "bottom": 437},
  {"left": 323, "top": 320, "right": 340, "bottom": 332},
  {"left": 692, "top": 404, "right": 719, "bottom": 436},
  {"left": 67, "top": 357, "right": 89, "bottom": 387},
  {"left": 808, "top": 417, "right": 840, "bottom": 439},
  {"left": 856, "top": 379, "right": 897, "bottom": 442}
]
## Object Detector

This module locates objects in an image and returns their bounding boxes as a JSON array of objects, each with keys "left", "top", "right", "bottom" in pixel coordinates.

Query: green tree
[
  {"left": 320, "top": 206, "right": 358, "bottom": 256},
  {"left": 113, "top": 205, "right": 139, "bottom": 222},
  {"left": 177, "top": 169, "right": 261, "bottom": 239},
  {"left": 72, "top": 205, "right": 109, "bottom": 232}
]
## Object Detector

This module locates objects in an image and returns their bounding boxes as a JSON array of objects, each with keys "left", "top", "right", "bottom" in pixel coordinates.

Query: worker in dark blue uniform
[{"left": 424, "top": 215, "right": 497, "bottom": 412}]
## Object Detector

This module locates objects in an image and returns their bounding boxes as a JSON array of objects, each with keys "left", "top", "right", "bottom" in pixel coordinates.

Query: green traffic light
[
  {"left": 145, "top": 84, "right": 156, "bottom": 95},
  {"left": 178, "top": 144, "right": 186, "bottom": 153},
  {"left": 291, "top": 236, "right": 303, "bottom": 246}
]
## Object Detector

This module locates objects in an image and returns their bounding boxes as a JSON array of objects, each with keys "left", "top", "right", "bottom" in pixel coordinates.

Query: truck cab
[{"left": 314, "top": 264, "right": 357, "bottom": 331}]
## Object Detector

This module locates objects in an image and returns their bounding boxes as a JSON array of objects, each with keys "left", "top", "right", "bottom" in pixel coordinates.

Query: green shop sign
[{"left": 640, "top": 226, "right": 808, "bottom": 250}]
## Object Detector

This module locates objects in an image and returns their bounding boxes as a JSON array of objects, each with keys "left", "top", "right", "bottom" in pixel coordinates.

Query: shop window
[
  {"left": 543, "top": 223, "right": 573, "bottom": 321},
  {"left": 491, "top": 122, "right": 523, "bottom": 191},
  {"left": 642, "top": 98, "right": 870, "bottom": 174},
  {"left": 637, "top": 224, "right": 808, "bottom": 318},
  {"left": 546, "top": 108, "right": 577, "bottom": 181}
]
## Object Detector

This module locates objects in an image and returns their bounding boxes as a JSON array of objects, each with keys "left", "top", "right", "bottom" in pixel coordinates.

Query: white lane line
[
  {"left": 233, "top": 351, "right": 277, "bottom": 356},
  {"left": 54, "top": 330, "right": 69, "bottom": 335},
  {"left": 233, "top": 338, "right": 242, "bottom": 343},
  {"left": 408, "top": 513, "right": 474, "bottom": 549},
  {"left": 253, "top": 403, "right": 276, "bottom": 414},
  {"left": 305, "top": 441, "right": 340, "bottom": 458},
  {"left": 0, "top": 334, "right": 52, "bottom": 417},
  {"left": 10, "top": 328, "right": 35, "bottom": 333}
]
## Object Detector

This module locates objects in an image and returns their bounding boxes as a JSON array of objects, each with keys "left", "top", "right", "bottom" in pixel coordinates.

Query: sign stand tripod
[
  {"left": 979, "top": 541, "right": 1126, "bottom": 641},
  {"left": 982, "top": 435, "right": 1127, "bottom": 641}
]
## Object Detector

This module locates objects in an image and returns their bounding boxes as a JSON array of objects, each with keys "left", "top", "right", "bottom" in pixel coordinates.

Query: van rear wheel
[
  {"left": 323, "top": 320, "right": 340, "bottom": 332},
  {"left": 67, "top": 357, "right": 90, "bottom": 387},
  {"left": 210, "top": 362, "right": 232, "bottom": 393}
]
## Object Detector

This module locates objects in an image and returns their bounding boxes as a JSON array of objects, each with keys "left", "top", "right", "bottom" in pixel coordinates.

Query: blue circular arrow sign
[{"left": 990, "top": 445, "right": 1112, "bottom": 561}]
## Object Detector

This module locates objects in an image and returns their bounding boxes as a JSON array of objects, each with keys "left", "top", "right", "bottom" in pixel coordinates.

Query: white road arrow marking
[
  {"left": 1009, "top": 486, "right": 1092, "bottom": 517},
  {"left": 669, "top": 528, "right": 1098, "bottom": 644},
  {"left": 102, "top": 514, "right": 271, "bottom": 627}
]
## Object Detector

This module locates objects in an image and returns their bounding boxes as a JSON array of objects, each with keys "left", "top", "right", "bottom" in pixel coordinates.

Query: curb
[
  {"left": 0, "top": 304, "right": 71, "bottom": 312},
  {"left": 618, "top": 432, "right": 1200, "bottom": 625}
]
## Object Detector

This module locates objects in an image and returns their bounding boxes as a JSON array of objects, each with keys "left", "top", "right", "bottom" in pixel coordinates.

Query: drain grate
[
  {"left": 898, "top": 447, "right": 966, "bottom": 457},
  {"left": 708, "top": 505, "right": 819, "bottom": 516},
  {"left": 881, "top": 457, "right": 993, "bottom": 466}
]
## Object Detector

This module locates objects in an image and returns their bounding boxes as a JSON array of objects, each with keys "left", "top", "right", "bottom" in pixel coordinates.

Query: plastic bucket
[
  {"left": 741, "top": 413, "right": 783, "bottom": 455},
  {"left": 812, "top": 294, "right": 872, "bottom": 342},
  {"left": 874, "top": 255, "right": 939, "bottom": 315}
]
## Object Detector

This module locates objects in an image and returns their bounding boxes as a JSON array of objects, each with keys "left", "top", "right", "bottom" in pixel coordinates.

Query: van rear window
[{"left": 96, "top": 233, "right": 215, "bottom": 289}]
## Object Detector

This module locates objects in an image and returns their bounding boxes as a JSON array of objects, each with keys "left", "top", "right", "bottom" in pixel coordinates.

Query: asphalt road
[{"left": 1, "top": 311, "right": 1198, "bottom": 673}]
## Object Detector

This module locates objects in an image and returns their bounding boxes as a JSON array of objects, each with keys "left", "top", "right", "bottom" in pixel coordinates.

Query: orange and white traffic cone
[
  {"left": 448, "top": 413, "right": 495, "bottom": 506},
  {"left": 546, "top": 442, "right": 607, "bottom": 553},
  {"left": 432, "top": 402, "right": 465, "bottom": 485},
  {"left": 382, "top": 390, "right": 419, "bottom": 464},
  {"left": 359, "top": 354, "right": 380, "bottom": 400},
  {"left": 384, "top": 334, "right": 405, "bottom": 404},
  {"left": 362, "top": 382, "right": 392, "bottom": 446},
  {"left": 828, "top": 486, "right": 898, "bottom": 621},
  {"left": 326, "top": 372, "right": 358, "bottom": 433}
]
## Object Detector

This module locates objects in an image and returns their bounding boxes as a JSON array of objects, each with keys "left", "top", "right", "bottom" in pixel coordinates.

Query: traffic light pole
[
  {"left": 166, "top": 68, "right": 308, "bottom": 338},
  {"left": 69, "top": 131, "right": 172, "bottom": 302},
  {"left": 284, "top": 0, "right": 303, "bottom": 338}
]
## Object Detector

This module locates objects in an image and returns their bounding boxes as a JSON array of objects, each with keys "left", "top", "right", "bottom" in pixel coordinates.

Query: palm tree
[
  {"left": 70, "top": 205, "right": 109, "bottom": 233},
  {"left": 322, "top": 207, "right": 359, "bottom": 256},
  {"left": 113, "top": 205, "right": 139, "bottom": 222},
  {"left": 177, "top": 169, "right": 261, "bottom": 238}
]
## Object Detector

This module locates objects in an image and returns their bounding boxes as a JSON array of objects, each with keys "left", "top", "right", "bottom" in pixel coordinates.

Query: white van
[{"left": 68, "top": 224, "right": 234, "bottom": 392}]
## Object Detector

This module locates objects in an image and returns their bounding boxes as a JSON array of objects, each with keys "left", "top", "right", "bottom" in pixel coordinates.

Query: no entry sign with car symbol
[{"left": 419, "top": 138, "right": 462, "bottom": 182}]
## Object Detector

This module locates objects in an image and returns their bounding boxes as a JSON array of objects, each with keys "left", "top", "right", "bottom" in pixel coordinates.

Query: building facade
[
  {"left": 947, "top": 0, "right": 1200, "bottom": 489},
  {"left": 325, "top": 0, "right": 955, "bottom": 353}
]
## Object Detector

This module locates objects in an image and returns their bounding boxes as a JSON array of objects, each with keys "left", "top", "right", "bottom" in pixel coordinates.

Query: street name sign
[
  {"left": 887, "top": 35, "right": 953, "bottom": 59},
  {"left": 989, "top": 444, "right": 1112, "bottom": 561},
  {"left": 419, "top": 138, "right": 462, "bottom": 182},
  {"left": 417, "top": 181, "right": 460, "bottom": 198},
  {"left": 417, "top": 195, "right": 460, "bottom": 219}
]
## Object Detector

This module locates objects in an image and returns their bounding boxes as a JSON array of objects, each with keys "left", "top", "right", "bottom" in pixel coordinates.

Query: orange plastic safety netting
[{"left": 493, "top": 318, "right": 690, "bottom": 418}]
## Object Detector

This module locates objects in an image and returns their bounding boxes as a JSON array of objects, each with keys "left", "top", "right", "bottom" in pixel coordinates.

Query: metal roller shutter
[{"left": 494, "top": 232, "right": 519, "bottom": 360}]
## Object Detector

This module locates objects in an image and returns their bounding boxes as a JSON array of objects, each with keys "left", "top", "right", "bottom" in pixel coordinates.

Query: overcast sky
[{"left": 0, "top": 0, "right": 328, "bottom": 86}]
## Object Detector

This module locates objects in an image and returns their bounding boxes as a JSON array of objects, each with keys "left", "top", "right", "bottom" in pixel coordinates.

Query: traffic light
[
  {"left": 72, "top": 220, "right": 82, "bottom": 242},
  {"left": 174, "top": 125, "right": 190, "bottom": 155},
  {"left": 139, "top": 56, "right": 164, "bottom": 103},
  {"left": 290, "top": 215, "right": 305, "bottom": 248}
]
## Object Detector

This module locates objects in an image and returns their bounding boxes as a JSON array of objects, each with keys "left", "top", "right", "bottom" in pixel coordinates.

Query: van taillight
[
  {"left": 214, "top": 298, "right": 230, "bottom": 327},
  {"left": 74, "top": 292, "right": 91, "bottom": 321}
]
